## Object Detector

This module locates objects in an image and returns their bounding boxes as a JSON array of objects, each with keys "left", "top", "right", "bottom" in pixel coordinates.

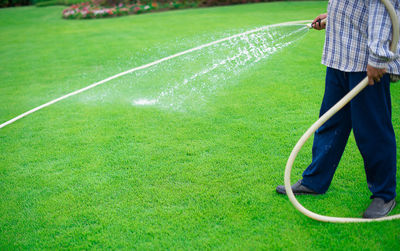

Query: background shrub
[
  {"left": 1, "top": 0, "right": 322, "bottom": 8},
  {"left": 0, "top": 0, "right": 31, "bottom": 7},
  {"left": 35, "top": 0, "right": 86, "bottom": 7}
]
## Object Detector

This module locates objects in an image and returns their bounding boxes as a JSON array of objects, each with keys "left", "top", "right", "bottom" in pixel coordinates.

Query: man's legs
[
  {"left": 301, "top": 67, "right": 352, "bottom": 193},
  {"left": 349, "top": 73, "right": 397, "bottom": 202}
]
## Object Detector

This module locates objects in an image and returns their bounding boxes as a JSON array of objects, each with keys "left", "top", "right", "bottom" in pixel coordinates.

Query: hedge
[
  {"left": 0, "top": 0, "right": 31, "bottom": 7},
  {"left": 1, "top": 0, "right": 312, "bottom": 8}
]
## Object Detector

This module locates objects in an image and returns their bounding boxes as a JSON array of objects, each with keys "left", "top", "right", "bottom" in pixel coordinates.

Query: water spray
[
  {"left": 0, "top": 20, "right": 311, "bottom": 129},
  {"left": 132, "top": 24, "right": 309, "bottom": 110},
  {"left": 284, "top": 0, "right": 400, "bottom": 223}
]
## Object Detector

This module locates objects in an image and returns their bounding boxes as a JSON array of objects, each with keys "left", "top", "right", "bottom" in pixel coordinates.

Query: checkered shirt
[{"left": 322, "top": 0, "right": 400, "bottom": 74}]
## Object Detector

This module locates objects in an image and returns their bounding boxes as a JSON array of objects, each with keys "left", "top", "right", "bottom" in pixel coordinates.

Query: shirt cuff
[{"left": 368, "top": 53, "right": 389, "bottom": 69}]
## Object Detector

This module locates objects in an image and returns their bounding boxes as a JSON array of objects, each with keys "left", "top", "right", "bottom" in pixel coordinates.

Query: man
[{"left": 276, "top": 0, "right": 400, "bottom": 219}]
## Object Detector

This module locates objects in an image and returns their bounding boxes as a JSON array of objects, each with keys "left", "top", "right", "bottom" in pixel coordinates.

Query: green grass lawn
[{"left": 1, "top": 1, "right": 400, "bottom": 249}]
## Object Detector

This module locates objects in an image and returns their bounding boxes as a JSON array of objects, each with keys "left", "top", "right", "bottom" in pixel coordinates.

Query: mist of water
[{"left": 81, "top": 24, "right": 309, "bottom": 111}]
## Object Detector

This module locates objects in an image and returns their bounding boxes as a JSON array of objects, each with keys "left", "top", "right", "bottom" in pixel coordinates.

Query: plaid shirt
[{"left": 322, "top": 0, "right": 400, "bottom": 74}]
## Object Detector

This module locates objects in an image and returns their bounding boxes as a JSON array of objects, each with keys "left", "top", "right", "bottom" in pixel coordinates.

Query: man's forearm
[{"left": 367, "top": 0, "right": 399, "bottom": 69}]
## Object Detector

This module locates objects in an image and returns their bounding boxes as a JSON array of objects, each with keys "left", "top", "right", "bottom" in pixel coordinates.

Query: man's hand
[
  {"left": 312, "top": 14, "right": 327, "bottom": 30},
  {"left": 367, "top": 64, "right": 386, "bottom": 85}
]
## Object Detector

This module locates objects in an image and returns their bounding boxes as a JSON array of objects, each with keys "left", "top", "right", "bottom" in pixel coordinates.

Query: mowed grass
[{"left": 1, "top": 1, "right": 400, "bottom": 249}]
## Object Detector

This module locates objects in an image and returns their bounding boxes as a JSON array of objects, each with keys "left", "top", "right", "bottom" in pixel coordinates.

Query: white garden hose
[{"left": 284, "top": 0, "right": 400, "bottom": 223}]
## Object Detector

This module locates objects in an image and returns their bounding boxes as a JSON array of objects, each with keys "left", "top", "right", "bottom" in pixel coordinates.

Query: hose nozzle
[{"left": 309, "top": 18, "right": 327, "bottom": 29}]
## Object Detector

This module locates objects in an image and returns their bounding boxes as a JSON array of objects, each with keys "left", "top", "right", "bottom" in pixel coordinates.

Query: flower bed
[
  {"left": 62, "top": 1, "right": 193, "bottom": 19},
  {"left": 63, "top": 1, "right": 154, "bottom": 19}
]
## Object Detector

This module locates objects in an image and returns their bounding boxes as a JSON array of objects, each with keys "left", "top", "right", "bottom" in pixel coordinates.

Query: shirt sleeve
[{"left": 368, "top": 0, "right": 399, "bottom": 69}]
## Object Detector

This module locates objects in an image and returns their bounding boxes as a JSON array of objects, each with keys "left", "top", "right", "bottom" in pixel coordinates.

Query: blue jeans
[{"left": 301, "top": 67, "right": 397, "bottom": 202}]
